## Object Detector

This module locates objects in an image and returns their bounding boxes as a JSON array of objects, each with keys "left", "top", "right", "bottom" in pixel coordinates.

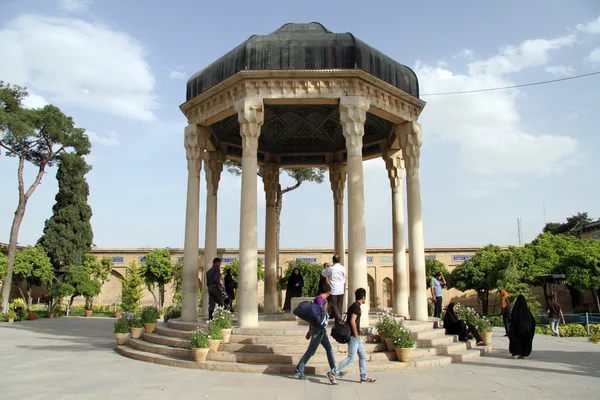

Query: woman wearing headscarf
[
  {"left": 283, "top": 268, "right": 304, "bottom": 312},
  {"left": 224, "top": 269, "right": 236, "bottom": 311},
  {"left": 443, "top": 303, "right": 485, "bottom": 345},
  {"left": 509, "top": 294, "right": 536, "bottom": 359},
  {"left": 500, "top": 289, "right": 511, "bottom": 336}
]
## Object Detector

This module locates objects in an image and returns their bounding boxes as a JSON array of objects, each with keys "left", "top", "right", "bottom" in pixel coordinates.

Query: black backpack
[{"left": 331, "top": 316, "right": 352, "bottom": 343}]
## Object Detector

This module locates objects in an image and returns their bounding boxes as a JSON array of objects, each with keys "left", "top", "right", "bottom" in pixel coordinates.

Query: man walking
[
  {"left": 206, "top": 257, "right": 223, "bottom": 320},
  {"left": 327, "top": 288, "right": 376, "bottom": 384},
  {"left": 430, "top": 272, "right": 445, "bottom": 319},
  {"left": 321, "top": 255, "right": 345, "bottom": 325},
  {"left": 547, "top": 296, "right": 565, "bottom": 337}
]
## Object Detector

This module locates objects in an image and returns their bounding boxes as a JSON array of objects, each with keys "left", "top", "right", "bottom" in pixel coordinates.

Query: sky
[{"left": 1, "top": 0, "right": 599, "bottom": 250}]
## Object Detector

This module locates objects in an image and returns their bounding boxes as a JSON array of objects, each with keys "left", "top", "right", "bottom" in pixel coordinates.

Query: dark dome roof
[{"left": 186, "top": 22, "right": 419, "bottom": 101}]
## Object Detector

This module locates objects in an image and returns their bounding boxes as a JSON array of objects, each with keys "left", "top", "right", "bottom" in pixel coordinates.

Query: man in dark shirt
[
  {"left": 327, "top": 288, "right": 376, "bottom": 384},
  {"left": 206, "top": 258, "right": 223, "bottom": 320},
  {"left": 547, "top": 297, "right": 565, "bottom": 337}
]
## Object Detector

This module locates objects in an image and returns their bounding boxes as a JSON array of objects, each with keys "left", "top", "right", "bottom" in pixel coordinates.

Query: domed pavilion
[{"left": 179, "top": 22, "right": 427, "bottom": 328}]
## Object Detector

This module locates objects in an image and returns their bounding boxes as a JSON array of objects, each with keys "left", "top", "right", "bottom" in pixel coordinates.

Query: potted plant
[
  {"left": 114, "top": 316, "right": 130, "bottom": 345},
  {"left": 85, "top": 305, "right": 93, "bottom": 318},
  {"left": 27, "top": 311, "right": 37, "bottom": 320},
  {"left": 51, "top": 305, "right": 61, "bottom": 318},
  {"left": 207, "top": 320, "right": 223, "bottom": 351},
  {"left": 128, "top": 313, "right": 144, "bottom": 339},
  {"left": 383, "top": 321, "right": 402, "bottom": 352},
  {"left": 213, "top": 307, "right": 233, "bottom": 343},
  {"left": 141, "top": 306, "right": 160, "bottom": 333},
  {"left": 190, "top": 328, "right": 210, "bottom": 362},
  {"left": 478, "top": 316, "right": 492, "bottom": 345},
  {"left": 394, "top": 325, "right": 415, "bottom": 362},
  {"left": 7, "top": 311, "right": 16, "bottom": 323},
  {"left": 375, "top": 312, "right": 395, "bottom": 343}
]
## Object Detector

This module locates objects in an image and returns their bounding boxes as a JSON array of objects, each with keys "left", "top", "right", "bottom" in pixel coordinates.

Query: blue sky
[{"left": 1, "top": 0, "right": 599, "bottom": 250}]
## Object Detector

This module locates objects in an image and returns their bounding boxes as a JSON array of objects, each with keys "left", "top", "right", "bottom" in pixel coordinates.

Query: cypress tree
[{"left": 39, "top": 153, "right": 93, "bottom": 270}]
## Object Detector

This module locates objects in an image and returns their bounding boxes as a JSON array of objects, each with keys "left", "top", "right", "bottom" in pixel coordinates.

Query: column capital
[
  {"left": 340, "top": 96, "right": 370, "bottom": 156},
  {"left": 383, "top": 149, "right": 404, "bottom": 192},
  {"left": 184, "top": 124, "right": 209, "bottom": 177},
  {"left": 260, "top": 163, "right": 280, "bottom": 207},
  {"left": 235, "top": 97, "right": 264, "bottom": 153},
  {"left": 204, "top": 150, "right": 225, "bottom": 195},
  {"left": 329, "top": 162, "right": 347, "bottom": 205},
  {"left": 397, "top": 121, "right": 422, "bottom": 174}
]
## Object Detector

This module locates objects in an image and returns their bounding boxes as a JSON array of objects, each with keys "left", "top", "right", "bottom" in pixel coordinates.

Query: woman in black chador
[
  {"left": 443, "top": 303, "right": 484, "bottom": 345},
  {"left": 223, "top": 269, "right": 236, "bottom": 311},
  {"left": 509, "top": 294, "right": 536, "bottom": 359},
  {"left": 283, "top": 268, "right": 304, "bottom": 312}
]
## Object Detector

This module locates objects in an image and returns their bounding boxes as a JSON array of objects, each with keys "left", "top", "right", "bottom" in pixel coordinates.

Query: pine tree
[
  {"left": 39, "top": 153, "right": 93, "bottom": 270},
  {"left": 121, "top": 261, "right": 144, "bottom": 312}
]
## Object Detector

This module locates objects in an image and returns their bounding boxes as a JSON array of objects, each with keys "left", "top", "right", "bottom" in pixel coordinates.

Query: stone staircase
[{"left": 117, "top": 317, "right": 491, "bottom": 374}]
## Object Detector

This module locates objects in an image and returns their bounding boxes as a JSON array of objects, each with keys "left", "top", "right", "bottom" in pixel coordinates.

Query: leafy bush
[
  {"left": 30, "top": 304, "right": 48, "bottom": 312},
  {"left": 559, "top": 324, "right": 587, "bottom": 337},
  {"left": 589, "top": 324, "right": 600, "bottom": 335},
  {"left": 0, "top": 314, "right": 7, "bottom": 322},
  {"left": 208, "top": 319, "right": 223, "bottom": 340},
  {"left": 477, "top": 316, "right": 492, "bottom": 333},
  {"left": 535, "top": 325, "right": 553, "bottom": 335},
  {"left": 9, "top": 298, "right": 26, "bottom": 317},
  {"left": 226, "top": 258, "right": 264, "bottom": 283},
  {"left": 278, "top": 260, "right": 323, "bottom": 297},
  {"left": 456, "top": 304, "right": 480, "bottom": 326},
  {"left": 486, "top": 315, "right": 503, "bottom": 327},
  {"left": 589, "top": 331, "right": 600, "bottom": 344},
  {"left": 140, "top": 306, "right": 160, "bottom": 323},
  {"left": 163, "top": 308, "right": 181, "bottom": 323},
  {"left": 6, "top": 311, "right": 16, "bottom": 319},
  {"left": 394, "top": 325, "right": 415, "bottom": 348},
  {"left": 121, "top": 261, "right": 144, "bottom": 312},
  {"left": 113, "top": 316, "right": 130, "bottom": 333},
  {"left": 123, "top": 312, "right": 142, "bottom": 328},
  {"left": 212, "top": 306, "right": 232, "bottom": 329},
  {"left": 190, "top": 328, "right": 209, "bottom": 348},
  {"left": 384, "top": 321, "right": 403, "bottom": 340}
]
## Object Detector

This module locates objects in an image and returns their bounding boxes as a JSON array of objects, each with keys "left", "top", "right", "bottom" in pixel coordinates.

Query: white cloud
[
  {"left": 576, "top": 15, "right": 600, "bottom": 35},
  {"left": 21, "top": 92, "right": 49, "bottom": 109},
  {"left": 0, "top": 15, "right": 157, "bottom": 121},
  {"left": 545, "top": 65, "right": 575, "bottom": 76},
  {"left": 87, "top": 131, "right": 119, "bottom": 146},
  {"left": 415, "top": 33, "right": 579, "bottom": 175},
  {"left": 169, "top": 70, "right": 186, "bottom": 80},
  {"left": 59, "top": 0, "right": 93, "bottom": 13},
  {"left": 453, "top": 49, "right": 475, "bottom": 60},
  {"left": 467, "top": 34, "right": 575, "bottom": 76},
  {"left": 585, "top": 47, "right": 600, "bottom": 64}
]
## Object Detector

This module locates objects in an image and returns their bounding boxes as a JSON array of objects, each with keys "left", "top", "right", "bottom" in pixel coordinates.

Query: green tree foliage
[
  {"left": 54, "top": 254, "right": 112, "bottom": 311},
  {"left": 0, "top": 82, "right": 90, "bottom": 313},
  {"left": 121, "top": 261, "right": 144, "bottom": 312},
  {"left": 425, "top": 259, "right": 449, "bottom": 282},
  {"left": 496, "top": 246, "right": 541, "bottom": 315},
  {"left": 224, "top": 258, "right": 265, "bottom": 283},
  {"left": 12, "top": 245, "right": 54, "bottom": 310},
  {"left": 171, "top": 262, "right": 183, "bottom": 308},
  {"left": 0, "top": 251, "right": 7, "bottom": 283},
  {"left": 278, "top": 260, "right": 323, "bottom": 298},
  {"left": 543, "top": 212, "right": 593, "bottom": 235},
  {"left": 141, "top": 249, "right": 173, "bottom": 309},
  {"left": 559, "top": 240, "right": 600, "bottom": 294},
  {"left": 448, "top": 244, "right": 503, "bottom": 315},
  {"left": 38, "top": 153, "right": 93, "bottom": 270}
]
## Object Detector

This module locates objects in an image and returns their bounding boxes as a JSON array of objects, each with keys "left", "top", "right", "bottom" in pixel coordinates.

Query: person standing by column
[
  {"left": 206, "top": 258, "right": 223, "bottom": 320},
  {"left": 547, "top": 296, "right": 565, "bottom": 337},
  {"left": 500, "top": 289, "right": 511, "bottom": 336},
  {"left": 429, "top": 272, "right": 445, "bottom": 319},
  {"left": 322, "top": 255, "right": 346, "bottom": 325},
  {"left": 224, "top": 268, "right": 236, "bottom": 311}
]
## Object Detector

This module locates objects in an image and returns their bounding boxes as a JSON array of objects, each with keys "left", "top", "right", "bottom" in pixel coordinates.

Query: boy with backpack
[{"left": 293, "top": 284, "right": 339, "bottom": 382}]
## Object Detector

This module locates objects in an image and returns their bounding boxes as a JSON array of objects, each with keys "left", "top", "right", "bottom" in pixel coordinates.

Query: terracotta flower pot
[
  {"left": 191, "top": 348, "right": 210, "bottom": 362},
  {"left": 208, "top": 339, "right": 222, "bottom": 352},
  {"left": 85, "top": 310, "right": 92, "bottom": 317},
  {"left": 378, "top": 331, "right": 386, "bottom": 343},
  {"left": 385, "top": 338, "right": 395, "bottom": 352},
  {"left": 143, "top": 322, "right": 156, "bottom": 334},
  {"left": 114, "top": 311, "right": 121, "bottom": 318},
  {"left": 482, "top": 332, "right": 492, "bottom": 345},
  {"left": 49, "top": 313, "right": 54, "bottom": 319},
  {"left": 28, "top": 313, "right": 37, "bottom": 320},
  {"left": 395, "top": 347, "right": 414, "bottom": 362},
  {"left": 114, "top": 333, "right": 128, "bottom": 345},
  {"left": 221, "top": 328, "right": 232, "bottom": 344},
  {"left": 130, "top": 327, "right": 143, "bottom": 339},
  {"left": 8, "top": 318, "right": 14, "bottom": 323},
  {"left": 54, "top": 313, "right": 59, "bottom": 318}
]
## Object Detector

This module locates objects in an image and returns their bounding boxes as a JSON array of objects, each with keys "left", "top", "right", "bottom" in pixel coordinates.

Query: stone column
[
  {"left": 235, "top": 97, "right": 264, "bottom": 328},
  {"left": 202, "top": 150, "right": 224, "bottom": 319},
  {"left": 340, "top": 96, "right": 370, "bottom": 328},
  {"left": 329, "top": 163, "right": 346, "bottom": 267},
  {"left": 261, "top": 163, "right": 279, "bottom": 314},
  {"left": 399, "top": 121, "right": 427, "bottom": 321},
  {"left": 182, "top": 124, "right": 208, "bottom": 322},
  {"left": 384, "top": 149, "right": 409, "bottom": 317}
]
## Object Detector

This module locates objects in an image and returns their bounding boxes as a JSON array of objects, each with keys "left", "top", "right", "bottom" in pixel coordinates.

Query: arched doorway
[
  {"left": 383, "top": 278, "right": 393, "bottom": 308},
  {"left": 367, "top": 274, "right": 376, "bottom": 308}
]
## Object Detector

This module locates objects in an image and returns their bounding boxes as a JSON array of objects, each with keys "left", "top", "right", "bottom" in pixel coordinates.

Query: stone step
[
  {"left": 411, "top": 329, "right": 447, "bottom": 340},
  {"left": 127, "top": 338, "right": 191, "bottom": 358},
  {"left": 415, "top": 335, "right": 457, "bottom": 347},
  {"left": 143, "top": 332, "right": 191, "bottom": 348},
  {"left": 235, "top": 327, "right": 311, "bottom": 336},
  {"left": 207, "top": 350, "right": 396, "bottom": 364},
  {"left": 219, "top": 342, "right": 387, "bottom": 354},
  {"left": 167, "top": 320, "right": 206, "bottom": 331},
  {"left": 155, "top": 325, "right": 193, "bottom": 339}
]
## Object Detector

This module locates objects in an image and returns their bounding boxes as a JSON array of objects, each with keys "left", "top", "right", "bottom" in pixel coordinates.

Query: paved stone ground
[{"left": 1, "top": 318, "right": 599, "bottom": 400}]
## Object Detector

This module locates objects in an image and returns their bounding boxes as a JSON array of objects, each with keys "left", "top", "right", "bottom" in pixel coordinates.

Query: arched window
[{"left": 383, "top": 278, "right": 393, "bottom": 308}]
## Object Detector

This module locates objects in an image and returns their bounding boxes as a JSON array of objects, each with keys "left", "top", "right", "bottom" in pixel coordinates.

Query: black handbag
[{"left": 331, "top": 316, "right": 352, "bottom": 344}]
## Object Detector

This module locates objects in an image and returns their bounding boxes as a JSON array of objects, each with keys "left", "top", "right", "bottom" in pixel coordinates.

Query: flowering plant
[
  {"left": 394, "top": 325, "right": 415, "bottom": 348},
  {"left": 113, "top": 316, "right": 130, "bottom": 333},
  {"left": 375, "top": 310, "right": 397, "bottom": 336},
  {"left": 456, "top": 304, "right": 480, "bottom": 326},
  {"left": 6, "top": 311, "right": 16, "bottom": 319},
  {"left": 212, "top": 306, "right": 232, "bottom": 329},
  {"left": 140, "top": 306, "right": 160, "bottom": 323},
  {"left": 477, "top": 316, "right": 492, "bottom": 333},
  {"left": 190, "top": 328, "right": 209, "bottom": 348},
  {"left": 207, "top": 319, "right": 223, "bottom": 340},
  {"left": 122, "top": 312, "right": 143, "bottom": 328}
]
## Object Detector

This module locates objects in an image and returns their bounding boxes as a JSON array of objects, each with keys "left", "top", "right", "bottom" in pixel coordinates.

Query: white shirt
[{"left": 322, "top": 263, "right": 346, "bottom": 295}]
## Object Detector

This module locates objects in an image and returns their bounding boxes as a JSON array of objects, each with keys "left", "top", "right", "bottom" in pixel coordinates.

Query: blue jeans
[
  {"left": 550, "top": 319, "right": 560, "bottom": 336},
  {"left": 296, "top": 326, "right": 336, "bottom": 374},
  {"left": 332, "top": 336, "right": 367, "bottom": 381}
]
